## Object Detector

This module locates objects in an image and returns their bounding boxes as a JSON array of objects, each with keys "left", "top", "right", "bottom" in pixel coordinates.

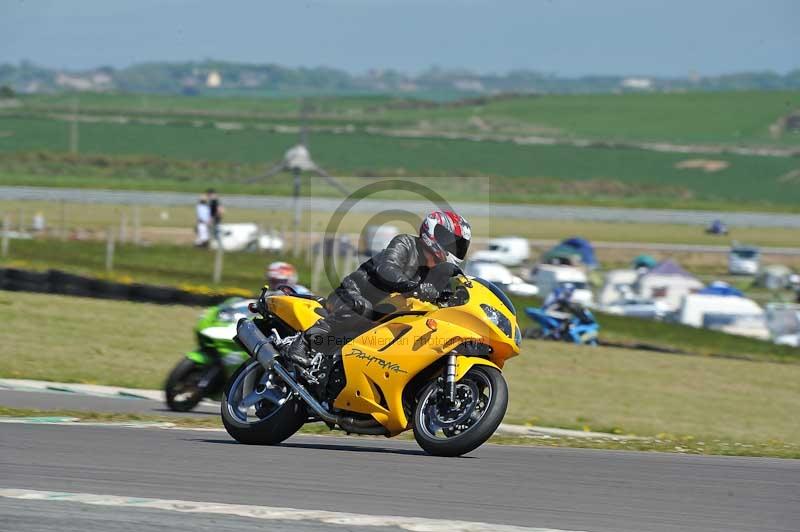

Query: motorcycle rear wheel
[
  {"left": 221, "top": 359, "right": 306, "bottom": 445},
  {"left": 413, "top": 365, "right": 508, "bottom": 457}
]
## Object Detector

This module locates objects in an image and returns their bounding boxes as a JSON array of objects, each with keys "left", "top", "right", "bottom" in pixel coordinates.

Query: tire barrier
[
  {"left": 1, "top": 269, "right": 51, "bottom": 294},
  {"left": 0, "top": 267, "right": 248, "bottom": 307}
]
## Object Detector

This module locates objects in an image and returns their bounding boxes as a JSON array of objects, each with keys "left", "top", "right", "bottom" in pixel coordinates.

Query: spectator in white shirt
[{"left": 195, "top": 197, "right": 211, "bottom": 247}]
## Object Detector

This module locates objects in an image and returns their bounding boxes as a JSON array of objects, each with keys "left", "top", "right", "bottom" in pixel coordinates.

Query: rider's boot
[{"left": 283, "top": 333, "right": 313, "bottom": 367}]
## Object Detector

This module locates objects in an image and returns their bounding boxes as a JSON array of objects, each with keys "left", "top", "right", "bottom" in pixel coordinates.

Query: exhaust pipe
[
  {"left": 269, "top": 360, "right": 339, "bottom": 425},
  {"left": 235, "top": 320, "right": 388, "bottom": 435},
  {"left": 236, "top": 319, "right": 278, "bottom": 368},
  {"left": 271, "top": 360, "right": 387, "bottom": 435}
]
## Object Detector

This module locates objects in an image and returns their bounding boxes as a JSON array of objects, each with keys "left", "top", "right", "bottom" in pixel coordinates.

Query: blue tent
[
  {"left": 698, "top": 281, "right": 744, "bottom": 297},
  {"left": 561, "top": 237, "right": 598, "bottom": 268}
]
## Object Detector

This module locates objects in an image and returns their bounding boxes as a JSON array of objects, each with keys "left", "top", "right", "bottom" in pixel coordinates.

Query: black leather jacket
[{"left": 330, "top": 234, "right": 428, "bottom": 317}]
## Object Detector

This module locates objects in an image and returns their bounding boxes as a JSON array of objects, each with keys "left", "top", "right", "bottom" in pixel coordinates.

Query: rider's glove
[
  {"left": 352, "top": 296, "right": 373, "bottom": 317},
  {"left": 415, "top": 282, "right": 440, "bottom": 303}
]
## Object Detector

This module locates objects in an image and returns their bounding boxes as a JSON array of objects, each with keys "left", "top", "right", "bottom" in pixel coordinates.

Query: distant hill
[{"left": 1, "top": 60, "right": 799, "bottom": 98}]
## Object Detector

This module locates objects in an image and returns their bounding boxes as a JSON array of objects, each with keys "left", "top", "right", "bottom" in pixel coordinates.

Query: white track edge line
[{"left": 0, "top": 489, "right": 584, "bottom": 532}]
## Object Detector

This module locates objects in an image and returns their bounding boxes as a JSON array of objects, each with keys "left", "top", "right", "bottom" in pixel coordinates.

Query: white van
[
  {"left": 728, "top": 245, "right": 760, "bottom": 275},
  {"left": 471, "top": 237, "right": 530, "bottom": 267},
  {"left": 465, "top": 261, "right": 539, "bottom": 297},
  {"left": 533, "top": 264, "right": 593, "bottom": 306}
]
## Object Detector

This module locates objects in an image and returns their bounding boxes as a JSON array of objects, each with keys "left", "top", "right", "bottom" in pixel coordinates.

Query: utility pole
[
  {"left": 213, "top": 244, "right": 224, "bottom": 284},
  {"left": 119, "top": 211, "right": 127, "bottom": 243},
  {"left": 1, "top": 215, "right": 10, "bottom": 258},
  {"left": 311, "top": 244, "right": 323, "bottom": 293},
  {"left": 292, "top": 167, "right": 301, "bottom": 257},
  {"left": 105, "top": 226, "right": 115, "bottom": 273},
  {"left": 132, "top": 205, "right": 141, "bottom": 245},
  {"left": 60, "top": 200, "right": 67, "bottom": 241}
]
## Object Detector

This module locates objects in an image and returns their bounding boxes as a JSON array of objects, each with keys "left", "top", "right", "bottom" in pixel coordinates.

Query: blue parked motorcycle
[{"left": 524, "top": 306, "right": 599, "bottom": 345}]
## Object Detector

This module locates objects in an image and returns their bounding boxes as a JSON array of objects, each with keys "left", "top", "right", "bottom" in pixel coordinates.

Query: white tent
[
  {"left": 637, "top": 260, "right": 704, "bottom": 312},
  {"left": 678, "top": 293, "right": 769, "bottom": 340}
]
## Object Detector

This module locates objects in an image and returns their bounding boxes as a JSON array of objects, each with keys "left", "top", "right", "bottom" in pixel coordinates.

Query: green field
[
  {"left": 17, "top": 90, "right": 800, "bottom": 145},
  {"left": 1, "top": 290, "right": 797, "bottom": 456},
  {"left": 0, "top": 120, "right": 798, "bottom": 210},
  {"left": 378, "top": 91, "right": 800, "bottom": 145},
  {"left": 2, "top": 89, "right": 800, "bottom": 211}
]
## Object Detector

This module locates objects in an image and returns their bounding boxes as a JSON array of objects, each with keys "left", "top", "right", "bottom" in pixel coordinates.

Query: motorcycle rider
[
  {"left": 266, "top": 261, "right": 312, "bottom": 295},
  {"left": 283, "top": 210, "right": 472, "bottom": 365},
  {"left": 543, "top": 284, "right": 592, "bottom": 338}
]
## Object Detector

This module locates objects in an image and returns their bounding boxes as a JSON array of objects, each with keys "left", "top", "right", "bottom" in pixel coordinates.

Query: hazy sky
[{"left": 2, "top": 0, "right": 798, "bottom": 76}]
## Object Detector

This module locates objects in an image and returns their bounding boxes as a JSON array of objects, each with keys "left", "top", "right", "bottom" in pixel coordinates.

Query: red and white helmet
[
  {"left": 419, "top": 211, "right": 472, "bottom": 265},
  {"left": 266, "top": 261, "right": 298, "bottom": 289}
]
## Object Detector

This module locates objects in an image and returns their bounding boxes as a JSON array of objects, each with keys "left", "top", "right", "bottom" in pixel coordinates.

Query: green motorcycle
[{"left": 165, "top": 298, "right": 255, "bottom": 411}]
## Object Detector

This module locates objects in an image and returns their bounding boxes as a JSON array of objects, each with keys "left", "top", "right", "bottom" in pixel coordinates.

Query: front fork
[
  {"left": 444, "top": 354, "right": 457, "bottom": 403},
  {"left": 197, "top": 363, "right": 222, "bottom": 391}
]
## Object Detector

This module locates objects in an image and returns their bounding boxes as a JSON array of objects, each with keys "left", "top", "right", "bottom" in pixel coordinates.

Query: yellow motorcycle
[{"left": 221, "top": 266, "right": 521, "bottom": 456}]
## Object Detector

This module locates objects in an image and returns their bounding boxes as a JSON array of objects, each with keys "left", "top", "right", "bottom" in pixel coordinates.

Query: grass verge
[
  {"left": 0, "top": 238, "right": 314, "bottom": 294},
  {"left": 1, "top": 291, "right": 798, "bottom": 458}
]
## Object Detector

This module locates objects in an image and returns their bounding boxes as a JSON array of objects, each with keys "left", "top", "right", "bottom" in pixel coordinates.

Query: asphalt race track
[
  {"left": 5, "top": 185, "right": 800, "bottom": 228},
  {"left": 0, "top": 388, "right": 218, "bottom": 417},
  {"left": 1, "top": 419, "right": 798, "bottom": 532}
]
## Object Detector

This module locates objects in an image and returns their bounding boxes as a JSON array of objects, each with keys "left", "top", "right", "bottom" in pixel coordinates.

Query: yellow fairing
[
  {"left": 266, "top": 295, "right": 322, "bottom": 332},
  {"left": 334, "top": 315, "right": 483, "bottom": 435},
  {"left": 334, "top": 278, "right": 520, "bottom": 435},
  {"left": 454, "top": 356, "right": 501, "bottom": 382}
]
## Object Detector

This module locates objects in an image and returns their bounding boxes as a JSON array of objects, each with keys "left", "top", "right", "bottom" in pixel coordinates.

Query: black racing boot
[{"left": 283, "top": 334, "right": 313, "bottom": 367}]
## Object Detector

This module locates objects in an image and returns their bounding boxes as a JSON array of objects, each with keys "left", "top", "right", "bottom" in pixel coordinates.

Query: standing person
[
  {"left": 207, "top": 188, "right": 223, "bottom": 241},
  {"left": 195, "top": 196, "right": 211, "bottom": 247}
]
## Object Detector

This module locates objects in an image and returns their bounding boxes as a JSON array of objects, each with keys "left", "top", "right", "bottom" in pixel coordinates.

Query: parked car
[
  {"left": 257, "top": 232, "right": 285, "bottom": 252},
  {"left": 210, "top": 223, "right": 284, "bottom": 252},
  {"left": 532, "top": 264, "right": 593, "bottom": 306},
  {"left": 464, "top": 260, "right": 538, "bottom": 297},
  {"left": 601, "top": 298, "right": 667, "bottom": 320},
  {"left": 728, "top": 245, "right": 760, "bottom": 275},
  {"left": 471, "top": 237, "right": 530, "bottom": 267},
  {"left": 706, "top": 219, "right": 729, "bottom": 235}
]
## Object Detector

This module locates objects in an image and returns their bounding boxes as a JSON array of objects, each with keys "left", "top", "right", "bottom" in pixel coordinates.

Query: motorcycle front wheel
[
  {"left": 413, "top": 365, "right": 508, "bottom": 457},
  {"left": 221, "top": 359, "right": 306, "bottom": 445},
  {"left": 165, "top": 358, "right": 221, "bottom": 412}
]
